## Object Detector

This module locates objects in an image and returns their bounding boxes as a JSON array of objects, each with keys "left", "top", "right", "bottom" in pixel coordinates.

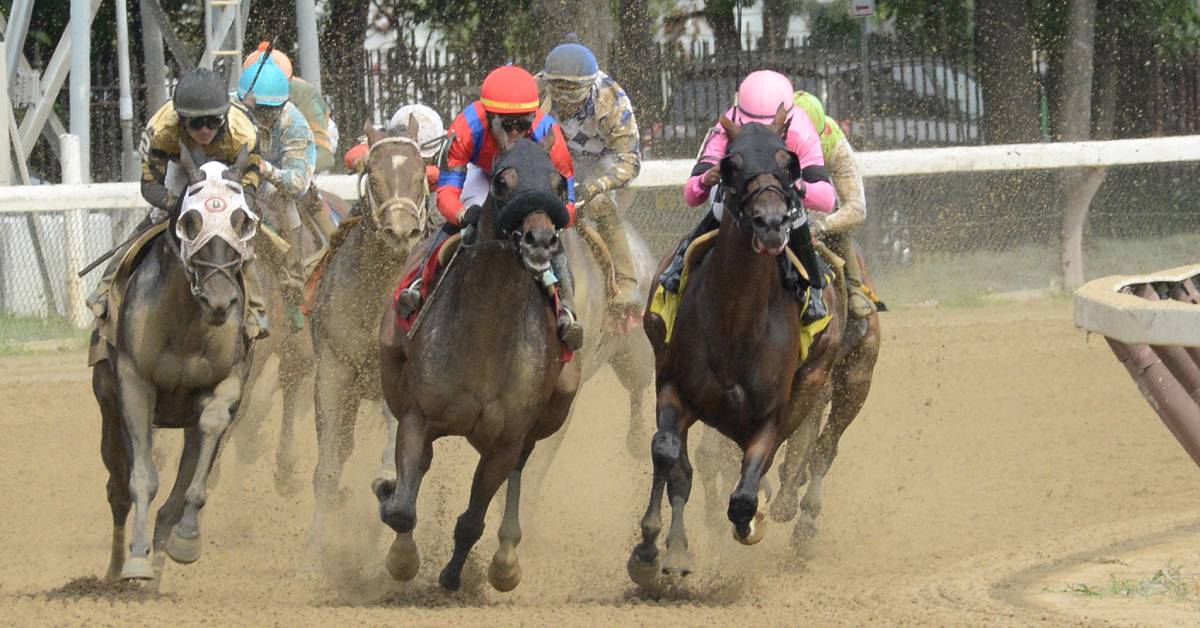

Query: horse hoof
[
  {"left": 626, "top": 552, "right": 661, "bottom": 588},
  {"left": 166, "top": 527, "right": 202, "bottom": 564},
  {"left": 438, "top": 565, "right": 462, "bottom": 591},
  {"left": 661, "top": 544, "right": 693, "bottom": 578},
  {"left": 120, "top": 555, "right": 155, "bottom": 580},
  {"left": 273, "top": 469, "right": 301, "bottom": 497},
  {"left": 792, "top": 513, "right": 818, "bottom": 544},
  {"left": 733, "top": 514, "right": 767, "bottom": 545},
  {"left": 385, "top": 533, "right": 420, "bottom": 582},
  {"left": 770, "top": 493, "right": 798, "bottom": 523},
  {"left": 488, "top": 551, "right": 522, "bottom": 592}
]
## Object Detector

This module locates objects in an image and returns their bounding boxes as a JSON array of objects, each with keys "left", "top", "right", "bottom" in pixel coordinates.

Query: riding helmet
[
  {"left": 173, "top": 68, "right": 231, "bottom": 118},
  {"left": 237, "top": 58, "right": 290, "bottom": 106},
  {"left": 735, "top": 70, "right": 795, "bottom": 123},
  {"left": 479, "top": 65, "right": 540, "bottom": 114},
  {"left": 242, "top": 44, "right": 293, "bottom": 79},
  {"left": 389, "top": 103, "right": 446, "bottom": 159}
]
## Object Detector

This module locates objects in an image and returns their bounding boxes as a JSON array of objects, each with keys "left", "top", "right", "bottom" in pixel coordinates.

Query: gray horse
[
  {"left": 306, "top": 121, "right": 430, "bottom": 521},
  {"left": 93, "top": 146, "right": 258, "bottom": 581}
]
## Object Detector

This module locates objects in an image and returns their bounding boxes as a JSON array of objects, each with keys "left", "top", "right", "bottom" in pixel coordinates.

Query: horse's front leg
[
  {"left": 729, "top": 421, "right": 782, "bottom": 545},
  {"left": 115, "top": 359, "right": 159, "bottom": 580},
  {"left": 373, "top": 410, "right": 432, "bottom": 583},
  {"left": 438, "top": 441, "right": 524, "bottom": 591},
  {"left": 627, "top": 382, "right": 693, "bottom": 586},
  {"left": 166, "top": 373, "right": 243, "bottom": 565},
  {"left": 488, "top": 442, "right": 535, "bottom": 592}
]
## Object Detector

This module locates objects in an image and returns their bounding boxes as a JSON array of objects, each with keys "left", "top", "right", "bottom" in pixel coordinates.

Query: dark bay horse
[
  {"left": 93, "top": 146, "right": 258, "bottom": 581},
  {"left": 697, "top": 240, "right": 883, "bottom": 544},
  {"left": 628, "top": 108, "right": 848, "bottom": 585},
  {"left": 374, "top": 137, "right": 580, "bottom": 592},
  {"left": 307, "top": 120, "right": 430, "bottom": 515}
]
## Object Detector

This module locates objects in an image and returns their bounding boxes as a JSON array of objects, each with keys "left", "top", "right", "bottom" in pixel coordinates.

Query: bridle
[
  {"left": 722, "top": 175, "right": 804, "bottom": 234},
  {"left": 357, "top": 135, "right": 430, "bottom": 236}
]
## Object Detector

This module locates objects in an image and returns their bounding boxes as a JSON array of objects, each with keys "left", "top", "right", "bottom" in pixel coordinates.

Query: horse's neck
[{"left": 702, "top": 218, "right": 779, "bottom": 334}]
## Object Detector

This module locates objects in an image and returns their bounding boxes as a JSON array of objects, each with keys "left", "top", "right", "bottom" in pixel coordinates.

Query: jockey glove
[
  {"left": 460, "top": 204, "right": 482, "bottom": 227},
  {"left": 579, "top": 180, "right": 603, "bottom": 205}
]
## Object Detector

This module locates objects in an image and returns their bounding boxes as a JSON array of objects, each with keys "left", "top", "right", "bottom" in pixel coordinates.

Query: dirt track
[{"left": 3, "top": 299, "right": 1199, "bottom": 625}]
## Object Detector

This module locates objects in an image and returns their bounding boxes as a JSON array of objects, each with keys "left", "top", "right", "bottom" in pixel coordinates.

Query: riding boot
[
  {"left": 589, "top": 192, "right": 641, "bottom": 310},
  {"left": 789, "top": 220, "right": 828, "bottom": 323},
  {"left": 827, "top": 232, "right": 876, "bottom": 319},
  {"left": 659, "top": 209, "right": 720, "bottom": 293},
  {"left": 548, "top": 247, "right": 584, "bottom": 352},
  {"left": 396, "top": 226, "right": 453, "bottom": 318},
  {"left": 243, "top": 257, "right": 270, "bottom": 340}
]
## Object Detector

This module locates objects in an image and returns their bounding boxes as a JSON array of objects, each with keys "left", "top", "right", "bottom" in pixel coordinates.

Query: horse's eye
[
  {"left": 180, "top": 211, "right": 202, "bottom": 240},
  {"left": 230, "top": 208, "right": 256, "bottom": 240}
]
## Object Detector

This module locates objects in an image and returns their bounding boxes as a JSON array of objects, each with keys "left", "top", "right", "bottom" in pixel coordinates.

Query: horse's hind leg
[
  {"left": 799, "top": 316, "right": 882, "bottom": 534},
  {"left": 771, "top": 384, "right": 831, "bottom": 524},
  {"left": 274, "top": 335, "right": 310, "bottom": 496},
  {"left": 611, "top": 341, "right": 654, "bottom": 457},
  {"left": 438, "top": 442, "right": 524, "bottom": 591},
  {"left": 312, "top": 361, "right": 359, "bottom": 510},
  {"left": 167, "top": 375, "right": 242, "bottom": 565},
  {"left": 488, "top": 442, "right": 535, "bottom": 592},
  {"left": 627, "top": 383, "right": 692, "bottom": 586},
  {"left": 115, "top": 361, "right": 159, "bottom": 580},
  {"left": 96, "top": 366, "right": 131, "bottom": 581},
  {"left": 374, "top": 411, "right": 431, "bottom": 582}
]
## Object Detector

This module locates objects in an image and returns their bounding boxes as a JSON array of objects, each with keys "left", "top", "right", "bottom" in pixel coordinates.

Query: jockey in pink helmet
[{"left": 660, "top": 69, "right": 837, "bottom": 322}]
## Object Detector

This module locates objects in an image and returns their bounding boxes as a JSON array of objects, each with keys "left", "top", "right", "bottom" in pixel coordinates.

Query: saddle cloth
[
  {"left": 88, "top": 221, "right": 170, "bottom": 366},
  {"left": 648, "top": 230, "right": 834, "bottom": 364}
]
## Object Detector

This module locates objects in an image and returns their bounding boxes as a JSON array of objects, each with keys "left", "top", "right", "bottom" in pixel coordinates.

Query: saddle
[
  {"left": 393, "top": 232, "right": 463, "bottom": 334},
  {"left": 88, "top": 221, "right": 170, "bottom": 366},
  {"left": 647, "top": 231, "right": 835, "bottom": 364}
]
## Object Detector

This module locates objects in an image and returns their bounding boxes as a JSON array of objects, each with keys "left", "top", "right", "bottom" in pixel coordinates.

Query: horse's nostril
[
  {"left": 550, "top": 234, "right": 560, "bottom": 247},
  {"left": 523, "top": 231, "right": 536, "bottom": 245},
  {"left": 752, "top": 216, "right": 769, "bottom": 230}
]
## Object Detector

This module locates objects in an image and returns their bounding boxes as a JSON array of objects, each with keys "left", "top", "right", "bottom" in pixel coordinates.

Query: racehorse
[
  {"left": 93, "top": 146, "right": 258, "bottom": 581},
  {"left": 627, "top": 108, "right": 848, "bottom": 585},
  {"left": 696, "top": 240, "right": 883, "bottom": 544},
  {"left": 374, "top": 137, "right": 580, "bottom": 592},
  {"left": 307, "top": 120, "right": 430, "bottom": 514}
]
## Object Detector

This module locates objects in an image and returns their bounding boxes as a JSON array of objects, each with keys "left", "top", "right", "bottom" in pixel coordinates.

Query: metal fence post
[{"left": 60, "top": 134, "right": 89, "bottom": 328}]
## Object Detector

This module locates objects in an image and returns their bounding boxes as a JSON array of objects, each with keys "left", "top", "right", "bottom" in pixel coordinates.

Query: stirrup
[
  {"left": 659, "top": 253, "right": 685, "bottom": 293},
  {"left": 802, "top": 287, "right": 828, "bottom": 323},
  {"left": 557, "top": 306, "right": 584, "bottom": 352},
  {"left": 396, "top": 279, "right": 423, "bottom": 318}
]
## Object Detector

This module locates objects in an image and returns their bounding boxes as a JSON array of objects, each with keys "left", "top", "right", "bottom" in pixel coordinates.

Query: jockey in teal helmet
[{"left": 237, "top": 58, "right": 317, "bottom": 298}]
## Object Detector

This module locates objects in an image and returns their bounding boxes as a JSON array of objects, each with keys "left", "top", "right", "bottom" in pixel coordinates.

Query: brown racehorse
[
  {"left": 628, "top": 107, "right": 848, "bottom": 585},
  {"left": 374, "top": 137, "right": 580, "bottom": 592}
]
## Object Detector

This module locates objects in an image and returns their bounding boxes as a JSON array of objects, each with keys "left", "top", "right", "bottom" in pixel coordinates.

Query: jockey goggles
[
  {"left": 497, "top": 114, "right": 534, "bottom": 134},
  {"left": 184, "top": 114, "right": 226, "bottom": 131}
]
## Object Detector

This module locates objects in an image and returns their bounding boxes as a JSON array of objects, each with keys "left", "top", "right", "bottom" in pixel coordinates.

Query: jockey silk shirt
[
  {"left": 140, "top": 101, "right": 262, "bottom": 197},
  {"left": 540, "top": 70, "right": 641, "bottom": 199}
]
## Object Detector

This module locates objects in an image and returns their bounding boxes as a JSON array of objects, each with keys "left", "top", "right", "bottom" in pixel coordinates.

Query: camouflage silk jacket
[
  {"left": 253, "top": 101, "right": 316, "bottom": 199},
  {"left": 289, "top": 77, "right": 334, "bottom": 172},
  {"left": 541, "top": 70, "right": 641, "bottom": 200},
  {"left": 139, "top": 101, "right": 261, "bottom": 209}
]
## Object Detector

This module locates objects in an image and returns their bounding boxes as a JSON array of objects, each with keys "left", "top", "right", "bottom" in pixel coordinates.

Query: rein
[{"left": 358, "top": 135, "right": 430, "bottom": 236}]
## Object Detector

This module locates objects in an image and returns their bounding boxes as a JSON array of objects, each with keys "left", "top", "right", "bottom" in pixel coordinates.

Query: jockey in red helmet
[{"left": 398, "top": 65, "right": 584, "bottom": 351}]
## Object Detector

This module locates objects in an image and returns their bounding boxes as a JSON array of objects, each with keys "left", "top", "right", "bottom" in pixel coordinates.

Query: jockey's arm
[
  {"left": 435, "top": 165, "right": 468, "bottom": 225},
  {"left": 790, "top": 120, "right": 835, "bottom": 214},
  {"left": 683, "top": 127, "right": 723, "bottom": 207},
  {"left": 582, "top": 83, "right": 641, "bottom": 201},
  {"left": 260, "top": 110, "right": 316, "bottom": 199},
  {"left": 547, "top": 124, "right": 577, "bottom": 225},
  {"left": 817, "top": 137, "right": 866, "bottom": 235}
]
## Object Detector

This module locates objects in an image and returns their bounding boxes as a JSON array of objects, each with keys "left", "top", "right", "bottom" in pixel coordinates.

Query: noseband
[{"left": 358, "top": 135, "right": 430, "bottom": 236}]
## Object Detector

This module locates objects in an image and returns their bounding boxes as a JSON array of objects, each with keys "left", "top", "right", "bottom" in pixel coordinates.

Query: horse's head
[
  {"left": 174, "top": 143, "right": 257, "bottom": 326},
  {"left": 362, "top": 119, "right": 429, "bottom": 256},
  {"left": 718, "top": 105, "right": 804, "bottom": 256},
  {"left": 488, "top": 137, "right": 571, "bottom": 273}
]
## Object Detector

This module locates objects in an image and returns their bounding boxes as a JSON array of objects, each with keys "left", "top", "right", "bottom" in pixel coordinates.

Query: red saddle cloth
[{"left": 393, "top": 238, "right": 450, "bottom": 333}]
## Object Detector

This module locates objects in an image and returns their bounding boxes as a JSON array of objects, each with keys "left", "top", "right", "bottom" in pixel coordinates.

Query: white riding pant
[{"left": 461, "top": 163, "right": 489, "bottom": 209}]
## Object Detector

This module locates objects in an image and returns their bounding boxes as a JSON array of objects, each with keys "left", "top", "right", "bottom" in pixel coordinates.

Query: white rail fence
[{"left": 2, "top": 135, "right": 1199, "bottom": 324}]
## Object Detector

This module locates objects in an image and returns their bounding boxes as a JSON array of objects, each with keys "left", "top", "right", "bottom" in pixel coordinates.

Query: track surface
[{"left": 2, "top": 299, "right": 1198, "bottom": 625}]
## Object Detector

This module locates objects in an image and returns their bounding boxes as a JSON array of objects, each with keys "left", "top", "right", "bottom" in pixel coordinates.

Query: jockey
[
  {"left": 242, "top": 45, "right": 335, "bottom": 172},
  {"left": 538, "top": 37, "right": 643, "bottom": 314},
  {"left": 793, "top": 90, "right": 876, "bottom": 318},
  {"left": 86, "top": 67, "right": 270, "bottom": 339},
  {"left": 396, "top": 64, "right": 583, "bottom": 351},
  {"left": 660, "top": 69, "right": 836, "bottom": 323},
  {"left": 236, "top": 56, "right": 317, "bottom": 294}
]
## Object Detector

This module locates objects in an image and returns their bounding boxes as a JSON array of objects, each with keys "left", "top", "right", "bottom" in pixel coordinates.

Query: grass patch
[
  {"left": 1052, "top": 562, "right": 1200, "bottom": 602},
  {"left": 0, "top": 314, "right": 88, "bottom": 354}
]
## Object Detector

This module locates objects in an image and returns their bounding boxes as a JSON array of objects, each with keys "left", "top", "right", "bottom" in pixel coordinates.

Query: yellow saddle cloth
[{"left": 648, "top": 231, "right": 834, "bottom": 364}]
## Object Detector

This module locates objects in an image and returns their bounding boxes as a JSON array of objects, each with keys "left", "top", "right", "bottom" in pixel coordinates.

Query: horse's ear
[
  {"left": 777, "top": 149, "right": 803, "bottom": 182},
  {"left": 364, "top": 120, "right": 386, "bottom": 146},
  {"left": 771, "top": 103, "right": 790, "bottom": 135},
  {"left": 719, "top": 153, "right": 741, "bottom": 187},
  {"left": 226, "top": 145, "right": 250, "bottom": 182},
  {"left": 404, "top": 113, "right": 420, "bottom": 141},
  {"left": 179, "top": 141, "right": 205, "bottom": 185},
  {"left": 719, "top": 115, "right": 739, "bottom": 141}
]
